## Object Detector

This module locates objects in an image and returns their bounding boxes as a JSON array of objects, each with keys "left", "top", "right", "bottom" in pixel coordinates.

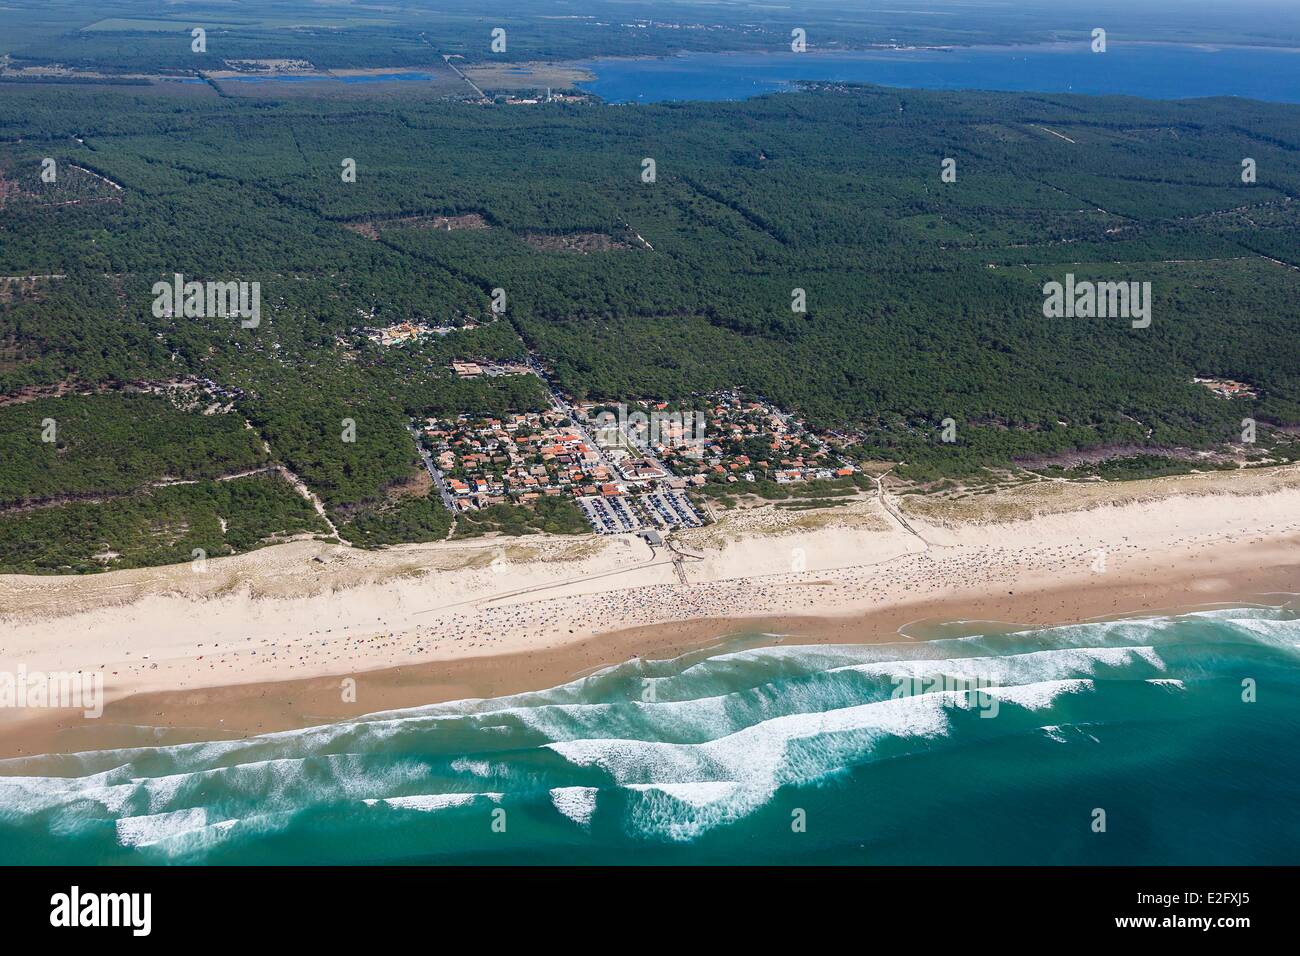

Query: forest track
[{"left": 872, "top": 470, "right": 928, "bottom": 548}]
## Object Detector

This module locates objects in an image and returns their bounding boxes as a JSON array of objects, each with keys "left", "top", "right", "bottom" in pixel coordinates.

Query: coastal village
[
  {"left": 415, "top": 402, "right": 708, "bottom": 536},
  {"left": 412, "top": 370, "right": 858, "bottom": 536},
  {"left": 356, "top": 317, "right": 860, "bottom": 537}
]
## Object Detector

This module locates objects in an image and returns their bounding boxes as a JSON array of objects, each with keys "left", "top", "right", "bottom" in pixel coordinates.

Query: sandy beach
[{"left": 2, "top": 465, "right": 1298, "bottom": 756}]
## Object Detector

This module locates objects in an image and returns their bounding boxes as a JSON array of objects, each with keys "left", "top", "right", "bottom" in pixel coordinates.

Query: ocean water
[
  {"left": 2, "top": 606, "right": 1298, "bottom": 864},
  {"left": 577, "top": 43, "right": 1300, "bottom": 104}
]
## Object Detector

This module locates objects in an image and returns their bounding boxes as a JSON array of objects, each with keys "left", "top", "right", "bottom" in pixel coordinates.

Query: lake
[{"left": 576, "top": 42, "right": 1300, "bottom": 105}]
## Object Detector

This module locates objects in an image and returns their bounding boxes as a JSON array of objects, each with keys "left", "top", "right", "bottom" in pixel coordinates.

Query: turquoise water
[
  {"left": 577, "top": 43, "right": 1300, "bottom": 104},
  {"left": 2, "top": 606, "right": 1298, "bottom": 864}
]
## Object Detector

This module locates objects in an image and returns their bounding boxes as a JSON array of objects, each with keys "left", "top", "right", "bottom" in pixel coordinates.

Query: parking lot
[
  {"left": 577, "top": 491, "right": 702, "bottom": 534},
  {"left": 577, "top": 495, "right": 643, "bottom": 534},
  {"left": 641, "top": 490, "right": 703, "bottom": 529}
]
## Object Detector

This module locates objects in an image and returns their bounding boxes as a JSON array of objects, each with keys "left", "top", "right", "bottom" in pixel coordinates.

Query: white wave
[
  {"left": 547, "top": 691, "right": 953, "bottom": 786},
  {"left": 1221, "top": 616, "right": 1300, "bottom": 649},
  {"left": 139, "top": 772, "right": 189, "bottom": 814},
  {"left": 4, "top": 605, "right": 1282, "bottom": 849},
  {"left": 988, "top": 678, "right": 1092, "bottom": 711},
  {"left": 627, "top": 782, "right": 742, "bottom": 807},
  {"left": 6, "top": 609, "right": 1276, "bottom": 788},
  {"left": 1179, "top": 606, "right": 1286, "bottom": 621},
  {"left": 676, "top": 643, "right": 908, "bottom": 677},
  {"left": 0, "top": 751, "right": 436, "bottom": 833},
  {"left": 404, "top": 646, "right": 1130, "bottom": 753},
  {"left": 362, "top": 792, "right": 501, "bottom": 812},
  {"left": 549, "top": 786, "right": 599, "bottom": 829},
  {"left": 0, "top": 664, "right": 1100, "bottom": 821},
  {"left": 665, "top": 610, "right": 1262, "bottom": 687},
  {"left": 548, "top": 690, "right": 953, "bottom": 840},
  {"left": 3, "top": 669, "right": 1095, "bottom": 845},
  {"left": 1007, "top": 618, "right": 1168, "bottom": 648},
  {"left": 624, "top": 783, "right": 747, "bottom": 842},
  {"left": 0, "top": 767, "right": 136, "bottom": 819},
  {"left": 116, "top": 807, "right": 228, "bottom": 847},
  {"left": 450, "top": 758, "right": 493, "bottom": 777},
  {"left": 836, "top": 645, "right": 1164, "bottom": 691},
  {"left": 547, "top": 678, "right": 1096, "bottom": 840},
  {"left": 120, "top": 809, "right": 297, "bottom": 859}
]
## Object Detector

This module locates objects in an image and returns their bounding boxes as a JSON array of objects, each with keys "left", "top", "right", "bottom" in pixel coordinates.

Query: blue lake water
[
  {"left": 577, "top": 43, "right": 1300, "bottom": 104},
  {"left": 3, "top": 606, "right": 1297, "bottom": 864}
]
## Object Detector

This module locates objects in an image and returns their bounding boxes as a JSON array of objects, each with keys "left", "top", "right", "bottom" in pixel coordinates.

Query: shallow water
[{"left": 3, "top": 605, "right": 1298, "bottom": 864}]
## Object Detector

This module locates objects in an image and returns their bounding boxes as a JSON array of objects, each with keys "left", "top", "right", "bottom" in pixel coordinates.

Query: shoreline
[
  {"left": 573, "top": 42, "right": 1300, "bottom": 107},
  {"left": 2, "top": 571, "right": 1295, "bottom": 760},
  {"left": 2, "top": 466, "right": 1299, "bottom": 758},
  {"left": 570, "top": 39, "right": 1300, "bottom": 68}
]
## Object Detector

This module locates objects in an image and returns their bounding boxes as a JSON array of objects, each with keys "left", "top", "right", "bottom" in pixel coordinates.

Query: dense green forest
[
  {"left": 0, "top": 393, "right": 267, "bottom": 506},
  {"left": 1, "top": 67, "right": 1298, "bottom": 569},
  {"left": 451, "top": 497, "right": 591, "bottom": 538},
  {"left": 0, "top": 474, "right": 327, "bottom": 573},
  {"left": 338, "top": 495, "right": 452, "bottom": 547}
]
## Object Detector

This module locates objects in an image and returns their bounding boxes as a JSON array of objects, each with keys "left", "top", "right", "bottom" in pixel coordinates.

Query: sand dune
[{"left": 1, "top": 466, "right": 1298, "bottom": 752}]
